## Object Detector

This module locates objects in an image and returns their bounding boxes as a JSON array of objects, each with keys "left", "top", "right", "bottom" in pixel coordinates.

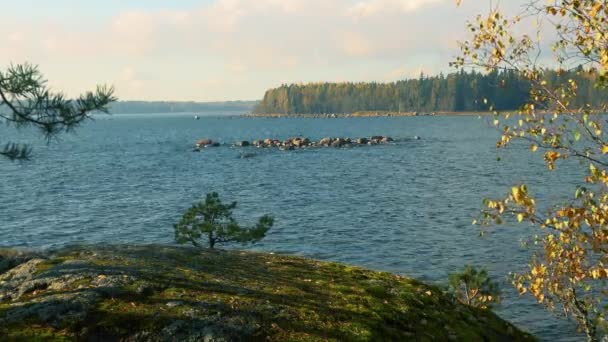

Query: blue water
[{"left": 1, "top": 113, "right": 584, "bottom": 340}]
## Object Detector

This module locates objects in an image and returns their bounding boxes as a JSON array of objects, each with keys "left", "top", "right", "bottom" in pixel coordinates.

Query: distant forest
[
  {"left": 109, "top": 100, "right": 256, "bottom": 114},
  {"left": 253, "top": 68, "right": 608, "bottom": 114}
]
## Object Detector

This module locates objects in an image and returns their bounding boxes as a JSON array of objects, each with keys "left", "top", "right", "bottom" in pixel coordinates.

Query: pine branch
[{"left": 0, "top": 63, "right": 117, "bottom": 161}]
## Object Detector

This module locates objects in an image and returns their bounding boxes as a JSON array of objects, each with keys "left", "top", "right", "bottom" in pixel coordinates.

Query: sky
[{"left": 0, "top": 0, "right": 528, "bottom": 101}]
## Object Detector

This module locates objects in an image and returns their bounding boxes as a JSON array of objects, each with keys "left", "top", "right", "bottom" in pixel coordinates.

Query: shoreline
[
  {"left": 246, "top": 111, "right": 494, "bottom": 118},
  {"left": 244, "top": 110, "right": 608, "bottom": 118}
]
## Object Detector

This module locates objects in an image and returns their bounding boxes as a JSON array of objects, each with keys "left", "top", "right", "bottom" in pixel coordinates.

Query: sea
[{"left": 0, "top": 112, "right": 586, "bottom": 340}]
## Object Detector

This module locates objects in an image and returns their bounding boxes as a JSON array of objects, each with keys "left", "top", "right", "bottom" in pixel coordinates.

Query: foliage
[
  {"left": 253, "top": 69, "right": 608, "bottom": 114},
  {"left": 447, "top": 265, "right": 501, "bottom": 309},
  {"left": 454, "top": 0, "right": 608, "bottom": 340},
  {"left": 0, "top": 63, "right": 116, "bottom": 160},
  {"left": 174, "top": 192, "right": 274, "bottom": 249}
]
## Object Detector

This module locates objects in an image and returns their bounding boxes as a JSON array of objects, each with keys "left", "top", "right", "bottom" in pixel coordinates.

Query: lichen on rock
[{"left": 0, "top": 245, "right": 535, "bottom": 341}]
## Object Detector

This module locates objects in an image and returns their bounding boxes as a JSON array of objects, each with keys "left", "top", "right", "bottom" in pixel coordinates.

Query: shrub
[
  {"left": 448, "top": 265, "right": 501, "bottom": 309},
  {"left": 174, "top": 192, "right": 274, "bottom": 249}
]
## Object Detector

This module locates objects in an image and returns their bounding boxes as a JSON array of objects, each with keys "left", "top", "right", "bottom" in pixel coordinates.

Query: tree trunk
[
  {"left": 572, "top": 289, "right": 598, "bottom": 342},
  {"left": 209, "top": 232, "right": 215, "bottom": 249}
]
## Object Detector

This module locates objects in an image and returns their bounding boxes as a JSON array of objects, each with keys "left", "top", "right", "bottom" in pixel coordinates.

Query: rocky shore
[{"left": 0, "top": 245, "right": 533, "bottom": 341}]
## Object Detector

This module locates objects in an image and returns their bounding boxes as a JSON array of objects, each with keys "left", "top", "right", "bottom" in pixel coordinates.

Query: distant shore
[
  {"left": 246, "top": 111, "right": 494, "bottom": 118},
  {"left": 246, "top": 110, "right": 608, "bottom": 118}
]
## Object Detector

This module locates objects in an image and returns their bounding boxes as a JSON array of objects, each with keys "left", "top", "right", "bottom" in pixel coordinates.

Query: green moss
[
  {"left": 1, "top": 326, "right": 72, "bottom": 341},
  {"left": 0, "top": 245, "right": 535, "bottom": 341},
  {"left": 0, "top": 303, "right": 10, "bottom": 317},
  {"left": 33, "top": 258, "right": 66, "bottom": 275}
]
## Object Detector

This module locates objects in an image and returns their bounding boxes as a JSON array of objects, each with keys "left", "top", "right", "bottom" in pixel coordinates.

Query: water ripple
[{"left": 0, "top": 114, "right": 582, "bottom": 340}]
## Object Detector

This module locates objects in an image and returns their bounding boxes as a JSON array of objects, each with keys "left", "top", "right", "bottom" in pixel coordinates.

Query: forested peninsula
[{"left": 253, "top": 68, "right": 608, "bottom": 115}]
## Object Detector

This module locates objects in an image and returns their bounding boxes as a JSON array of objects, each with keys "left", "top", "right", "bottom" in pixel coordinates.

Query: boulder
[
  {"left": 381, "top": 136, "right": 393, "bottom": 143},
  {"left": 236, "top": 141, "right": 250, "bottom": 147},
  {"left": 319, "top": 137, "right": 332, "bottom": 146},
  {"left": 196, "top": 139, "right": 213, "bottom": 146},
  {"left": 356, "top": 138, "right": 368, "bottom": 145},
  {"left": 239, "top": 153, "right": 257, "bottom": 159},
  {"left": 263, "top": 138, "right": 272, "bottom": 146},
  {"left": 331, "top": 138, "right": 346, "bottom": 148}
]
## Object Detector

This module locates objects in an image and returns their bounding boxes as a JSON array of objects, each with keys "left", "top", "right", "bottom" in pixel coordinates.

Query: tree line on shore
[{"left": 253, "top": 67, "right": 608, "bottom": 114}]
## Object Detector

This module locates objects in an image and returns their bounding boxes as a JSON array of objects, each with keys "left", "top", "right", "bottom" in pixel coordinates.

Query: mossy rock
[{"left": 0, "top": 245, "right": 534, "bottom": 341}]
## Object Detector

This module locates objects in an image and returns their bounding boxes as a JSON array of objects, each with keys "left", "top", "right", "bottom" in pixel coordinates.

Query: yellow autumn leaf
[
  {"left": 601, "top": 145, "right": 608, "bottom": 154},
  {"left": 512, "top": 186, "right": 521, "bottom": 201},
  {"left": 531, "top": 144, "right": 538, "bottom": 152}
]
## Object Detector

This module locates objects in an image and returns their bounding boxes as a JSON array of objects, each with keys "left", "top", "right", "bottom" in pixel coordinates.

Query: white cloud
[
  {"left": 0, "top": 0, "right": 533, "bottom": 100},
  {"left": 385, "top": 66, "right": 408, "bottom": 80},
  {"left": 348, "top": 0, "right": 446, "bottom": 19},
  {"left": 202, "top": 0, "right": 246, "bottom": 32},
  {"left": 335, "top": 31, "right": 373, "bottom": 57}
]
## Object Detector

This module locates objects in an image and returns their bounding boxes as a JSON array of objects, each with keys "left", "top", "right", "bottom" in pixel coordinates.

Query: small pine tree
[
  {"left": 448, "top": 265, "right": 501, "bottom": 309},
  {"left": 174, "top": 192, "right": 274, "bottom": 249}
]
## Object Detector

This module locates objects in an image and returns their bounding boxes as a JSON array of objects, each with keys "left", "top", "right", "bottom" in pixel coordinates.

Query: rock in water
[
  {"left": 331, "top": 138, "right": 346, "bottom": 147},
  {"left": 239, "top": 153, "right": 257, "bottom": 159},
  {"left": 196, "top": 138, "right": 213, "bottom": 146},
  {"left": 357, "top": 137, "right": 368, "bottom": 145},
  {"left": 319, "top": 137, "right": 332, "bottom": 146}
]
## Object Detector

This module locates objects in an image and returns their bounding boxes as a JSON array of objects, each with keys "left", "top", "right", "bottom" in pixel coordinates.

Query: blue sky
[{"left": 0, "top": 0, "right": 526, "bottom": 101}]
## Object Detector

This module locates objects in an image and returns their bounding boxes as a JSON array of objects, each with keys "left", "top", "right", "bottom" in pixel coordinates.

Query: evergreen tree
[
  {"left": 252, "top": 69, "right": 605, "bottom": 115},
  {"left": 0, "top": 63, "right": 116, "bottom": 160}
]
